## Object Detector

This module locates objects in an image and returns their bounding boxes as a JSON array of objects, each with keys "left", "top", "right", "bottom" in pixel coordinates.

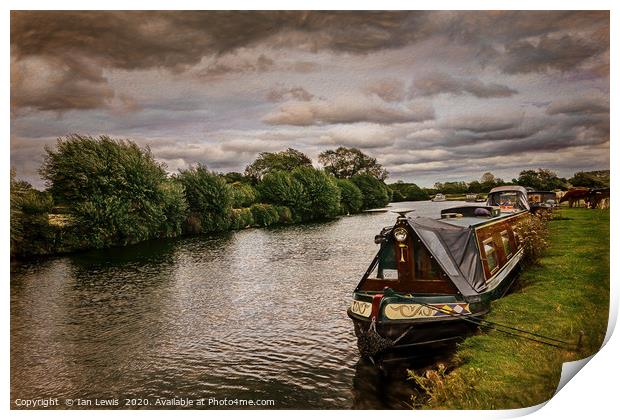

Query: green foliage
[
  {"left": 245, "top": 148, "right": 312, "bottom": 181},
  {"left": 467, "top": 180, "right": 483, "bottom": 193},
  {"left": 274, "top": 206, "right": 294, "bottom": 224},
  {"left": 230, "top": 182, "right": 258, "bottom": 208},
  {"left": 19, "top": 190, "right": 54, "bottom": 215},
  {"left": 39, "top": 135, "right": 182, "bottom": 247},
  {"left": 318, "top": 146, "right": 388, "bottom": 180},
  {"left": 337, "top": 179, "right": 363, "bottom": 214},
  {"left": 41, "top": 135, "right": 167, "bottom": 205},
  {"left": 291, "top": 167, "right": 341, "bottom": 220},
  {"left": 257, "top": 171, "right": 306, "bottom": 219},
  {"left": 388, "top": 181, "right": 429, "bottom": 202},
  {"left": 569, "top": 170, "right": 609, "bottom": 188},
  {"left": 514, "top": 213, "right": 550, "bottom": 266},
  {"left": 351, "top": 174, "right": 390, "bottom": 209},
  {"left": 512, "top": 168, "right": 567, "bottom": 190},
  {"left": 159, "top": 180, "right": 189, "bottom": 238},
  {"left": 433, "top": 181, "right": 469, "bottom": 195},
  {"left": 176, "top": 165, "right": 232, "bottom": 233},
  {"left": 223, "top": 171, "right": 248, "bottom": 184},
  {"left": 412, "top": 208, "right": 609, "bottom": 409},
  {"left": 230, "top": 207, "right": 255, "bottom": 230},
  {"left": 250, "top": 203, "right": 279, "bottom": 227}
]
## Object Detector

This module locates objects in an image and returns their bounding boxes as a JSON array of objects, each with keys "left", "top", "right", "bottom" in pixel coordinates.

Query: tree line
[
  {"left": 10, "top": 136, "right": 391, "bottom": 257},
  {"left": 10, "top": 135, "right": 609, "bottom": 257},
  {"left": 390, "top": 169, "right": 609, "bottom": 201}
]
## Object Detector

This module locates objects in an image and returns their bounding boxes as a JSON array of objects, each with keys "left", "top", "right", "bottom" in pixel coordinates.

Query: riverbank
[{"left": 409, "top": 207, "right": 610, "bottom": 409}]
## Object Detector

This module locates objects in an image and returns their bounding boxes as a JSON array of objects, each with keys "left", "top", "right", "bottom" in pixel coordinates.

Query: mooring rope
[{"left": 410, "top": 300, "right": 582, "bottom": 351}]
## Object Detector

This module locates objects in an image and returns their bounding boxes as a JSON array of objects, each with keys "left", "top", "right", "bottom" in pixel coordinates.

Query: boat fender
[{"left": 370, "top": 293, "right": 384, "bottom": 320}]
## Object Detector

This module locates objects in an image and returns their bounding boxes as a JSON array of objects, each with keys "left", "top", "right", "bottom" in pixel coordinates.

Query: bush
[
  {"left": 19, "top": 190, "right": 54, "bottom": 215},
  {"left": 351, "top": 174, "right": 390, "bottom": 209},
  {"left": 388, "top": 182, "right": 429, "bottom": 202},
  {"left": 291, "top": 167, "right": 341, "bottom": 220},
  {"left": 514, "top": 213, "right": 550, "bottom": 265},
  {"left": 39, "top": 135, "right": 180, "bottom": 247},
  {"left": 159, "top": 180, "right": 189, "bottom": 238},
  {"left": 230, "top": 208, "right": 254, "bottom": 230},
  {"left": 257, "top": 171, "right": 307, "bottom": 220},
  {"left": 230, "top": 182, "right": 258, "bottom": 208},
  {"left": 274, "top": 206, "right": 294, "bottom": 224},
  {"left": 250, "top": 203, "right": 279, "bottom": 227},
  {"left": 176, "top": 165, "right": 233, "bottom": 233},
  {"left": 337, "top": 179, "right": 363, "bottom": 214}
]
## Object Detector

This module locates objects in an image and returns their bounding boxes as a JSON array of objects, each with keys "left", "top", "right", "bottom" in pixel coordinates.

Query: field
[{"left": 409, "top": 208, "right": 610, "bottom": 409}]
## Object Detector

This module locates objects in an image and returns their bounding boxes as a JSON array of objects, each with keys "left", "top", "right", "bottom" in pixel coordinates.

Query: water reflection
[{"left": 11, "top": 201, "right": 466, "bottom": 409}]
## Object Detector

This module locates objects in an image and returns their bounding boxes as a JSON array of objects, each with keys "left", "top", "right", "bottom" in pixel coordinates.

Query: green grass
[{"left": 410, "top": 208, "right": 610, "bottom": 409}]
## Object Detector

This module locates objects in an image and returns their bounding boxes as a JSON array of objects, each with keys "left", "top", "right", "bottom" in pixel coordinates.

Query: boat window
[
  {"left": 501, "top": 230, "right": 512, "bottom": 258},
  {"left": 483, "top": 238, "right": 499, "bottom": 274},
  {"left": 414, "top": 243, "right": 441, "bottom": 280},
  {"left": 515, "top": 231, "right": 524, "bottom": 247},
  {"left": 372, "top": 239, "right": 398, "bottom": 280},
  {"left": 488, "top": 192, "right": 525, "bottom": 210}
]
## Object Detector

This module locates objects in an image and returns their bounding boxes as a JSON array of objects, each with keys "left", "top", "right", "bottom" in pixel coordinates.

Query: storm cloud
[{"left": 10, "top": 10, "right": 609, "bottom": 187}]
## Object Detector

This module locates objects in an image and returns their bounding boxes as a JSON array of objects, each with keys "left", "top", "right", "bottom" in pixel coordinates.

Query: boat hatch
[{"left": 357, "top": 220, "right": 459, "bottom": 294}]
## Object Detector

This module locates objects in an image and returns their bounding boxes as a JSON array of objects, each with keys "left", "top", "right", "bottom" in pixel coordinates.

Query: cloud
[
  {"left": 195, "top": 54, "right": 275, "bottom": 78},
  {"left": 11, "top": 56, "right": 114, "bottom": 112},
  {"left": 411, "top": 73, "right": 518, "bottom": 98},
  {"left": 10, "top": 11, "right": 430, "bottom": 69},
  {"left": 363, "top": 79, "right": 407, "bottom": 102},
  {"left": 499, "top": 35, "right": 608, "bottom": 74},
  {"left": 441, "top": 114, "right": 523, "bottom": 133},
  {"left": 546, "top": 96, "right": 609, "bottom": 115},
  {"left": 266, "top": 85, "right": 315, "bottom": 102},
  {"left": 316, "top": 123, "right": 402, "bottom": 149},
  {"left": 263, "top": 98, "right": 435, "bottom": 126}
]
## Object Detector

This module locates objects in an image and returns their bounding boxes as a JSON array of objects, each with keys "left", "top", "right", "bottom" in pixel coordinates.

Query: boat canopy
[
  {"left": 406, "top": 217, "right": 487, "bottom": 300},
  {"left": 486, "top": 186, "right": 530, "bottom": 211}
]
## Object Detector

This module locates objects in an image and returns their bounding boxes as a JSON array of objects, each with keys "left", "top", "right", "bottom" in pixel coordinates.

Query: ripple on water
[{"left": 11, "top": 201, "right": 466, "bottom": 408}]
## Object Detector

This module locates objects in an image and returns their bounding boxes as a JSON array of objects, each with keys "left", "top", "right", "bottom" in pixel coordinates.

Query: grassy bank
[{"left": 410, "top": 208, "right": 610, "bottom": 409}]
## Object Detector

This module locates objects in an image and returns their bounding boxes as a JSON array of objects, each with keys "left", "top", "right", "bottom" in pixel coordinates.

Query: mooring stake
[{"left": 577, "top": 330, "right": 585, "bottom": 351}]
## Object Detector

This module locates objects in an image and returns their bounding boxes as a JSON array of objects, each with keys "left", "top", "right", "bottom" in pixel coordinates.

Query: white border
[{"left": 3, "top": 2, "right": 617, "bottom": 419}]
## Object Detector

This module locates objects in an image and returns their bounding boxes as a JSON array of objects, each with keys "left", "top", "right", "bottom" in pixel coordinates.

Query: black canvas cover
[{"left": 407, "top": 217, "right": 487, "bottom": 301}]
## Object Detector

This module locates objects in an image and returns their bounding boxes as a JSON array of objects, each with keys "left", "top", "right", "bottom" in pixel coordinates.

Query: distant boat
[
  {"left": 348, "top": 186, "right": 532, "bottom": 363},
  {"left": 527, "top": 191, "right": 559, "bottom": 210},
  {"left": 431, "top": 193, "right": 447, "bottom": 202}
]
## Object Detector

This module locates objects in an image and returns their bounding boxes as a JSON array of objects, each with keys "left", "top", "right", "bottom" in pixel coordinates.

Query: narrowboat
[
  {"left": 527, "top": 191, "right": 559, "bottom": 210},
  {"left": 431, "top": 193, "right": 447, "bottom": 202},
  {"left": 348, "top": 186, "right": 532, "bottom": 362}
]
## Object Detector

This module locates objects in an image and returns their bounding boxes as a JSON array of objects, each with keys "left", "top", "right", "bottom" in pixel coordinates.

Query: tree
[
  {"left": 244, "top": 148, "right": 312, "bottom": 181},
  {"left": 291, "top": 167, "right": 341, "bottom": 220},
  {"left": 318, "top": 147, "right": 388, "bottom": 180},
  {"left": 480, "top": 172, "right": 498, "bottom": 192},
  {"left": 513, "top": 168, "right": 567, "bottom": 190},
  {"left": 230, "top": 182, "right": 258, "bottom": 208},
  {"left": 337, "top": 179, "right": 363, "bottom": 214},
  {"left": 257, "top": 168, "right": 341, "bottom": 220},
  {"left": 176, "top": 165, "right": 232, "bottom": 233},
  {"left": 569, "top": 170, "right": 609, "bottom": 188},
  {"left": 388, "top": 182, "right": 429, "bottom": 201},
  {"left": 481, "top": 172, "right": 496, "bottom": 184},
  {"left": 257, "top": 171, "right": 307, "bottom": 219},
  {"left": 351, "top": 174, "right": 390, "bottom": 209},
  {"left": 40, "top": 135, "right": 186, "bottom": 246},
  {"left": 223, "top": 171, "right": 248, "bottom": 184},
  {"left": 467, "top": 180, "right": 483, "bottom": 193}
]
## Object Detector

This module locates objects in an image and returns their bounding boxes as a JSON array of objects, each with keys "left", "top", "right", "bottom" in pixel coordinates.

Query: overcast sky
[{"left": 10, "top": 11, "right": 609, "bottom": 188}]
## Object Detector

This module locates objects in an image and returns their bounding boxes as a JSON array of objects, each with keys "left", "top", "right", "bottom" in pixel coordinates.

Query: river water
[{"left": 11, "top": 201, "right": 465, "bottom": 409}]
